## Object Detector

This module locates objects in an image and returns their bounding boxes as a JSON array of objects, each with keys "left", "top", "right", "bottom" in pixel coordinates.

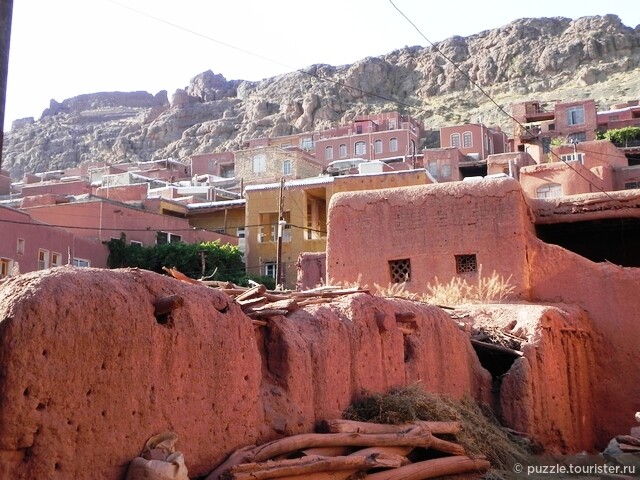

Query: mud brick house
[{"left": 326, "top": 176, "right": 640, "bottom": 447}]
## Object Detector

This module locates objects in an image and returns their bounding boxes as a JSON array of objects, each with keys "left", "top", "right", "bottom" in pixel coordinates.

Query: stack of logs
[
  {"left": 204, "top": 419, "right": 489, "bottom": 479},
  {"left": 163, "top": 267, "right": 370, "bottom": 325}
]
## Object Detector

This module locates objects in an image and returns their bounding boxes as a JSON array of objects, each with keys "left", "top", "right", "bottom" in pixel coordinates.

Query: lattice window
[
  {"left": 389, "top": 259, "right": 411, "bottom": 283},
  {"left": 455, "top": 254, "right": 477, "bottom": 274}
]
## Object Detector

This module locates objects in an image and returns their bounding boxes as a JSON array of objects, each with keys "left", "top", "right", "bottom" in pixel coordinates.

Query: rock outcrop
[{"left": 3, "top": 15, "right": 640, "bottom": 179}]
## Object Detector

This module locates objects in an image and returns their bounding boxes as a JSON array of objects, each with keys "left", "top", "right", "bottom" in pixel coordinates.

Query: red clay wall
[
  {"left": 527, "top": 236, "right": 640, "bottom": 446},
  {"left": 326, "top": 178, "right": 535, "bottom": 298},
  {"left": 0, "top": 268, "right": 490, "bottom": 479}
]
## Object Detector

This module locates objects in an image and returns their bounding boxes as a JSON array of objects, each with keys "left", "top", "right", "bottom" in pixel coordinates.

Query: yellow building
[{"left": 244, "top": 168, "right": 433, "bottom": 288}]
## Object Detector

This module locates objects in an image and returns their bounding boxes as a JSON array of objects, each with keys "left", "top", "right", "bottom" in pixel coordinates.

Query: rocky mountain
[{"left": 3, "top": 14, "right": 640, "bottom": 180}]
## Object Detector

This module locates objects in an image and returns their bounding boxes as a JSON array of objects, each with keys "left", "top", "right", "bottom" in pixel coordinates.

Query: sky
[{"left": 5, "top": 0, "right": 640, "bottom": 131}]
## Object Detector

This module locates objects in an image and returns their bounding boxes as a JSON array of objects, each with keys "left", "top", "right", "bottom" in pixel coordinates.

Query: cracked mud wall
[{"left": 0, "top": 267, "right": 489, "bottom": 479}]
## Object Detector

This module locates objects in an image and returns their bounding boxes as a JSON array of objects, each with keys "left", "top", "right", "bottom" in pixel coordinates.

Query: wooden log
[
  {"left": 255, "top": 298, "right": 299, "bottom": 312},
  {"left": 616, "top": 435, "right": 640, "bottom": 447},
  {"left": 235, "top": 284, "right": 267, "bottom": 302},
  {"left": 225, "top": 453, "right": 407, "bottom": 480},
  {"left": 470, "top": 338, "right": 523, "bottom": 357},
  {"left": 318, "top": 419, "right": 461, "bottom": 436},
  {"left": 428, "top": 436, "right": 465, "bottom": 456},
  {"left": 237, "top": 296, "right": 268, "bottom": 309},
  {"left": 251, "top": 427, "right": 432, "bottom": 463},
  {"left": 153, "top": 294, "right": 184, "bottom": 316},
  {"left": 247, "top": 309, "right": 289, "bottom": 318},
  {"left": 205, "top": 445, "right": 256, "bottom": 480},
  {"left": 297, "top": 298, "right": 334, "bottom": 306},
  {"left": 251, "top": 319, "right": 268, "bottom": 327},
  {"left": 366, "top": 455, "right": 491, "bottom": 480},
  {"left": 300, "top": 447, "right": 352, "bottom": 457}
]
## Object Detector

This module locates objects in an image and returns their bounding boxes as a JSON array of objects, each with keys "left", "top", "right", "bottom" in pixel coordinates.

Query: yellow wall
[{"left": 244, "top": 170, "right": 430, "bottom": 289}]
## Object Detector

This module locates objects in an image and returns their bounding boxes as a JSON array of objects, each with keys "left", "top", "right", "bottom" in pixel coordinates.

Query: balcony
[{"left": 517, "top": 123, "right": 541, "bottom": 140}]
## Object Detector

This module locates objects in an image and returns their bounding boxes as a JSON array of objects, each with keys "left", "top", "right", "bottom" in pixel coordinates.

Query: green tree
[{"left": 104, "top": 234, "right": 272, "bottom": 287}]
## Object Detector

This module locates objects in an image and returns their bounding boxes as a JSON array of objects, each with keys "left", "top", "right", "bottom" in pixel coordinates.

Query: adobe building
[
  {"left": 244, "top": 168, "right": 432, "bottom": 288},
  {"left": 326, "top": 176, "right": 640, "bottom": 448}
]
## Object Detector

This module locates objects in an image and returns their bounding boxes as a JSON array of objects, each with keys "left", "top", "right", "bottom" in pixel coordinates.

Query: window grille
[
  {"left": 455, "top": 254, "right": 477, "bottom": 274},
  {"left": 389, "top": 259, "right": 411, "bottom": 283}
]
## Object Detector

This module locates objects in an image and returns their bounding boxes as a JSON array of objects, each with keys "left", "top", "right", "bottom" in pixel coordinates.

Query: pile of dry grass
[{"left": 342, "top": 384, "right": 527, "bottom": 470}]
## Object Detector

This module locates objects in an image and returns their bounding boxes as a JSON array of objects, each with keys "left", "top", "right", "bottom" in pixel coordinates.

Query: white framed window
[
  {"left": 252, "top": 154, "right": 267, "bottom": 173},
  {"left": 354, "top": 141, "right": 366, "bottom": 156},
  {"left": 300, "top": 137, "right": 314, "bottom": 151},
  {"left": 441, "top": 164, "right": 452, "bottom": 178},
  {"left": 568, "top": 132, "right": 587, "bottom": 143},
  {"left": 339, "top": 144, "right": 347, "bottom": 158},
  {"left": 73, "top": 258, "right": 91, "bottom": 268},
  {"left": 325, "top": 146, "right": 333, "bottom": 161},
  {"left": 389, "top": 137, "right": 398, "bottom": 152},
  {"left": 264, "top": 263, "right": 276, "bottom": 278},
  {"left": 450, "top": 133, "right": 461, "bottom": 148},
  {"left": 374, "top": 139, "right": 383, "bottom": 154},
  {"left": 0, "top": 258, "right": 12, "bottom": 278},
  {"left": 17, "top": 238, "right": 25, "bottom": 255},
  {"left": 463, "top": 131, "right": 473, "bottom": 148},
  {"left": 51, "top": 252, "right": 62, "bottom": 267},
  {"left": 283, "top": 160, "right": 292, "bottom": 175},
  {"left": 428, "top": 161, "right": 438, "bottom": 177},
  {"left": 38, "top": 249, "right": 49, "bottom": 270},
  {"left": 567, "top": 106, "right": 585, "bottom": 126},
  {"left": 130, "top": 240, "right": 143, "bottom": 247},
  {"left": 388, "top": 119, "right": 397, "bottom": 130},
  {"left": 560, "top": 153, "right": 584, "bottom": 163},
  {"left": 157, "top": 232, "right": 182, "bottom": 244},
  {"left": 536, "top": 183, "right": 563, "bottom": 199},
  {"left": 237, "top": 227, "right": 246, "bottom": 253}
]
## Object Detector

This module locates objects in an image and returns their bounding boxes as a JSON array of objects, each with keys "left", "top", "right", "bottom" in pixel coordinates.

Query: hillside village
[{"left": 1, "top": 97, "right": 640, "bottom": 288}]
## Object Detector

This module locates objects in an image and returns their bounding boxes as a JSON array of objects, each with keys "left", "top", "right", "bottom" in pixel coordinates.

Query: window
[
  {"left": 536, "top": 183, "right": 562, "bottom": 199},
  {"left": 220, "top": 164, "right": 234, "bottom": 178},
  {"left": 38, "top": 249, "right": 49, "bottom": 270},
  {"left": 237, "top": 227, "right": 246, "bottom": 253},
  {"left": 157, "top": 232, "right": 182, "bottom": 244},
  {"left": 455, "top": 254, "right": 477, "bottom": 274},
  {"left": 374, "top": 140, "right": 383, "bottom": 154},
  {"left": 389, "top": 259, "right": 411, "bottom": 283},
  {"left": 389, "top": 138, "right": 398, "bottom": 152},
  {"left": 388, "top": 119, "right": 397, "bottom": 130},
  {"left": 17, "top": 238, "right": 25, "bottom": 255},
  {"left": 73, "top": 258, "right": 91, "bottom": 268},
  {"left": 252, "top": 154, "right": 266, "bottom": 173},
  {"left": 356, "top": 125, "right": 363, "bottom": 134},
  {"left": 258, "top": 212, "right": 290, "bottom": 242},
  {"left": 264, "top": 263, "right": 277, "bottom": 278},
  {"left": 567, "top": 106, "right": 585, "bottom": 126},
  {"left": 51, "top": 252, "right": 62, "bottom": 267},
  {"left": 301, "top": 137, "right": 314, "bottom": 151},
  {"left": 130, "top": 240, "right": 143, "bottom": 247},
  {"left": 325, "top": 146, "right": 333, "bottom": 161},
  {"left": 450, "top": 133, "right": 461, "bottom": 148},
  {"left": 624, "top": 182, "right": 639, "bottom": 189},
  {"left": 339, "top": 144, "right": 347, "bottom": 158},
  {"left": 208, "top": 159, "right": 217, "bottom": 172},
  {"left": 568, "top": 132, "right": 586, "bottom": 143},
  {"left": 283, "top": 160, "right": 292, "bottom": 175},
  {"left": 428, "top": 161, "right": 438, "bottom": 177},
  {"left": 462, "top": 131, "right": 473, "bottom": 148},
  {"left": 354, "top": 141, "right": 366, "bottom": 156},
  {"left": 441, "top": 164, "right": 452, "bottom": 178},
  {"left": 560, "top": 153, "right": 584, "bottom": 163},
  {"left": 0, "top": 258, "right": 12, "bottom": 278}
]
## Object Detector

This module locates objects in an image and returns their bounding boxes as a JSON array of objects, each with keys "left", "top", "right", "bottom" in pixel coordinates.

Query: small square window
[
  {"left": 389, "top": 258, "right": 411, "bottom": 283},
  {"left": 455, "top": 254, "right": 477, "bottom": 274}
]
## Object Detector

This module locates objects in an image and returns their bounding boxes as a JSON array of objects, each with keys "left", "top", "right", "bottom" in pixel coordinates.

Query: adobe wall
[
  {"left": 457, "top": 303, "right": 597, "bottom": 453},
  {"left": 527, "top": 236, "right": 640, "bottom": 445},
  {"left": 0, "top": 268, "right": 490, "bottom": 479},
  {"left": 326, "top": 178, "right": 535, "bottom": 298}
]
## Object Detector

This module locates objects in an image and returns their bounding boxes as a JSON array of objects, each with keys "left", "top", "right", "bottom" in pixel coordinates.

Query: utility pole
[
  {"left": 275, "top": 178, "right": 286, "bottom": 289},
  {"left": 0, "top": 0, "right": 14, "bottom": 170}
]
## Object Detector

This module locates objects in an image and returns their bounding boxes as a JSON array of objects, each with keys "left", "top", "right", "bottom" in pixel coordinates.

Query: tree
[{"left": 104, "top": 234, "right": 274, "bottom": 288}]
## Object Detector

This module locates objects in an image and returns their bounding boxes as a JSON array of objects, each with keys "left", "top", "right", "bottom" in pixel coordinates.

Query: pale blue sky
[{"left": 5, "top": 0, "right": 640, "bottom": 130}]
